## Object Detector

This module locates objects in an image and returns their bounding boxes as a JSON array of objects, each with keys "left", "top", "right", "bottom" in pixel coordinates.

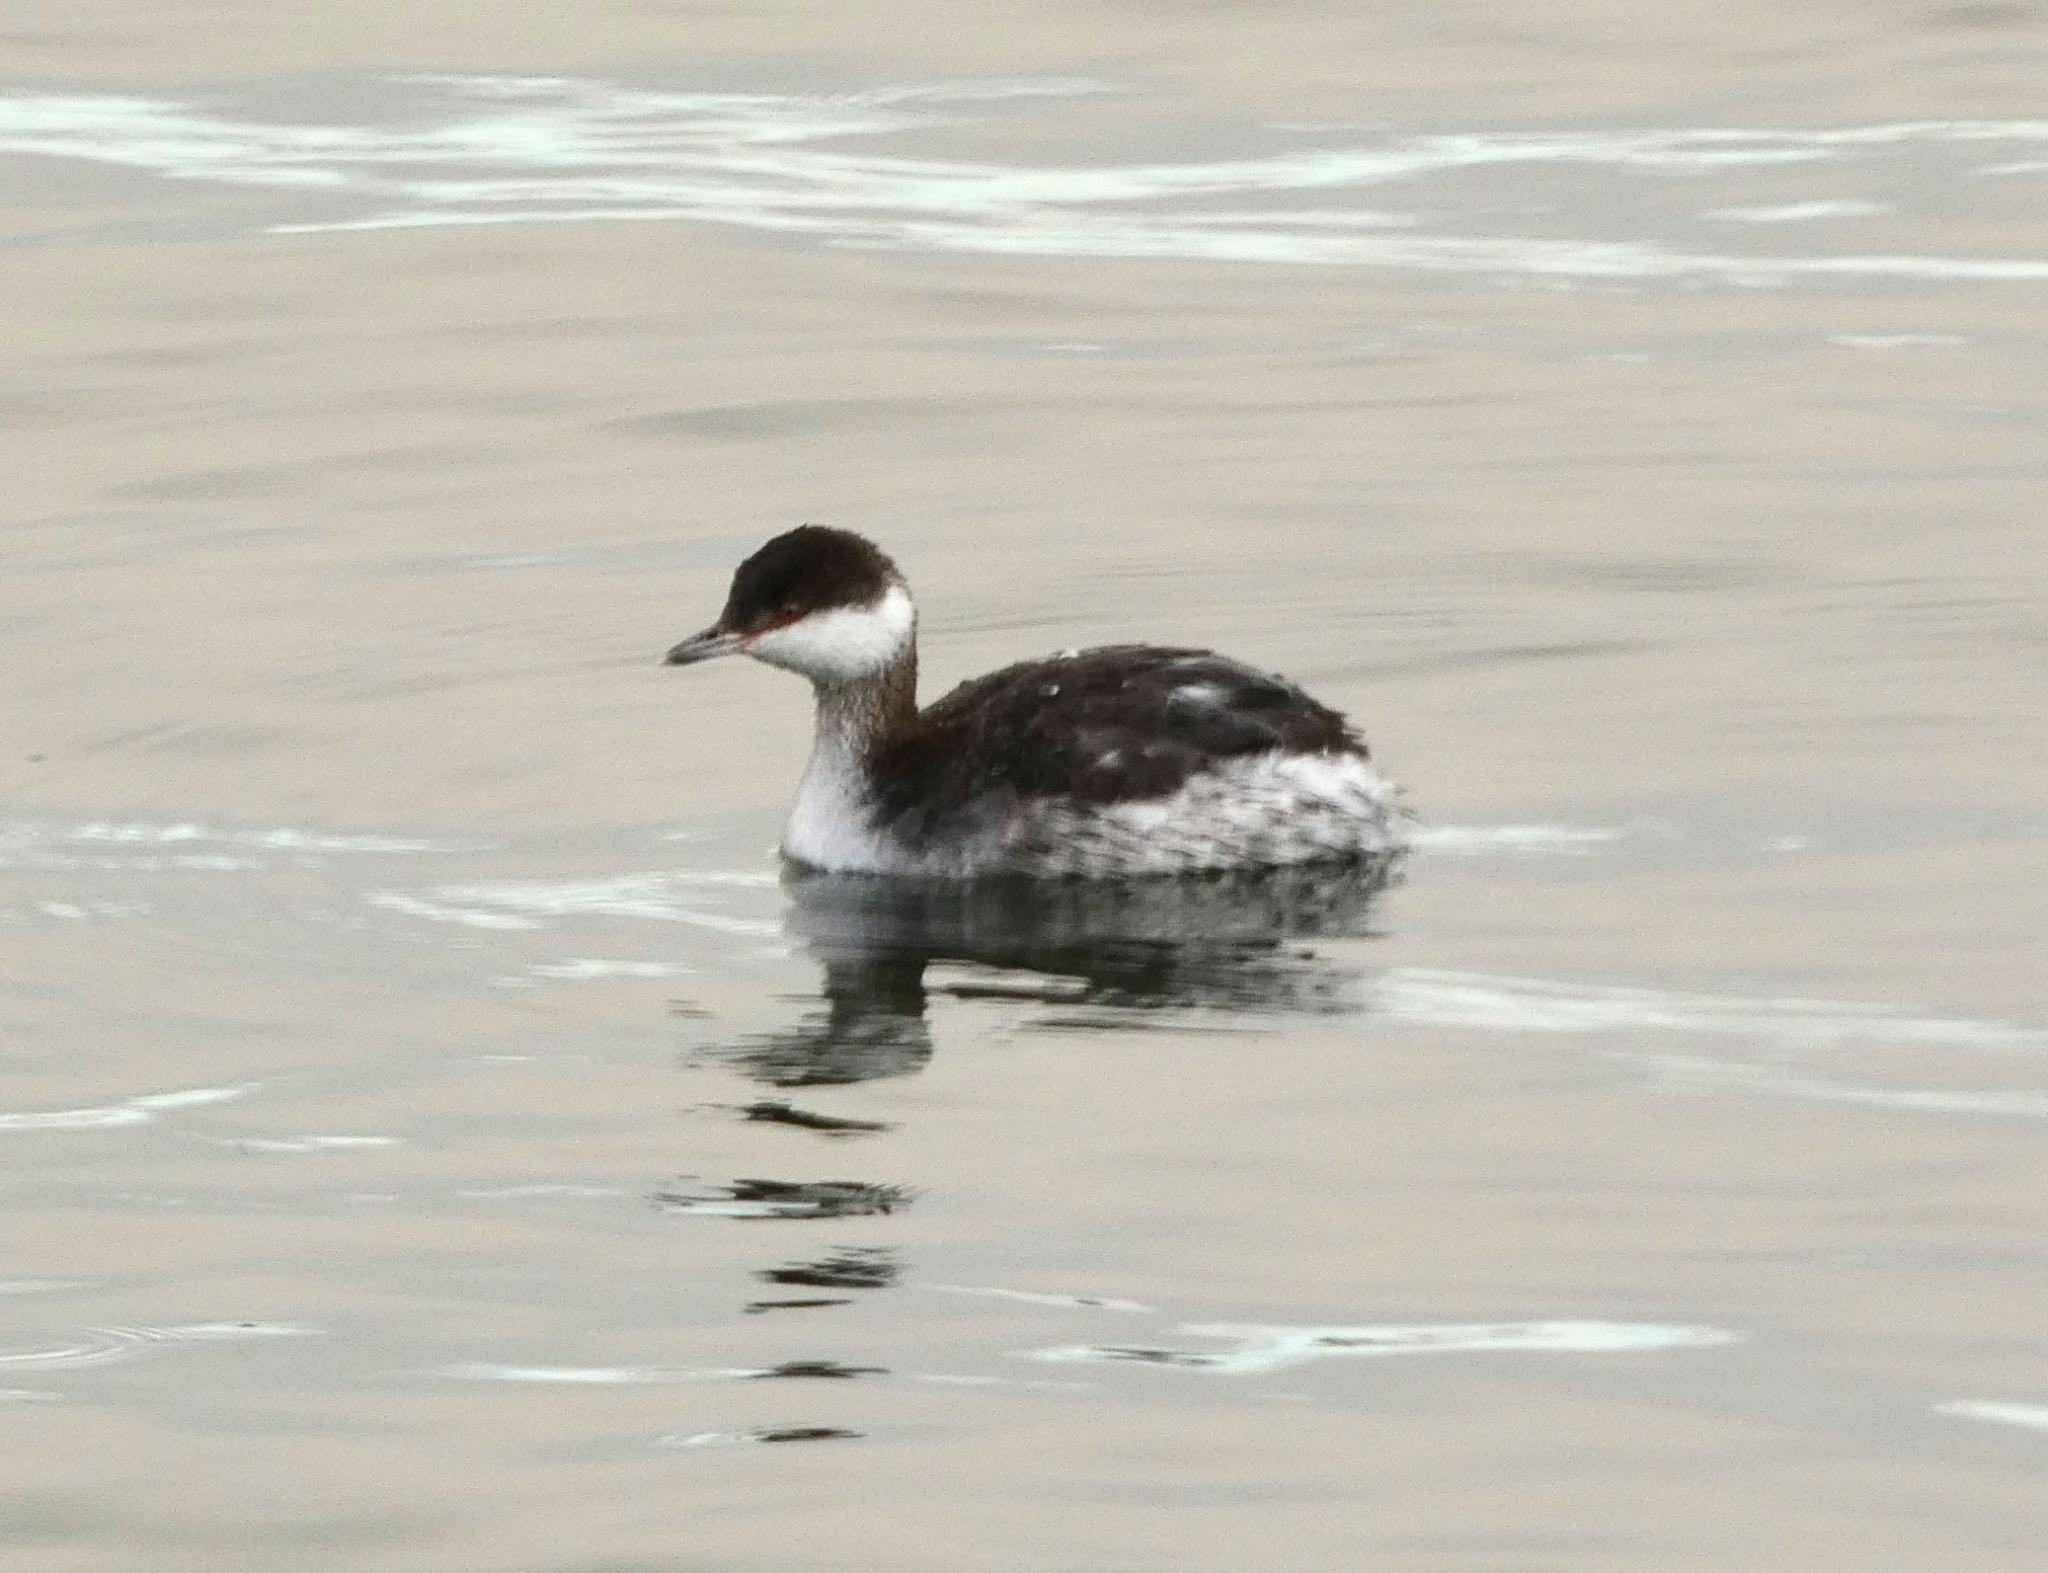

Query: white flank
[
  {"left": 998, "top": 750, "right": 1406, "bottom": 877},
  {"left": 747, "top": 585, "right": 915, "bottom": 684},
  {"left": 781, "top": 746, "right": 1405, "bottom": 876}
]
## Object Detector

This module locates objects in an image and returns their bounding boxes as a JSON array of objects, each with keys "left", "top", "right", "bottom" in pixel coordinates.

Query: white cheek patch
[{"left": 746, "top": 585, "right": 914, "bottom": 684}]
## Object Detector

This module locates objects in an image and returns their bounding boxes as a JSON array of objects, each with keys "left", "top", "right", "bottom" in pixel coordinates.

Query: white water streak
[
  {"left": 0, "top": 1085, "right": 251, "bottom": 1134},
  {"left": 921, "top": 1283, "right": 1152, "bottom": 1313},
  {"left": 1374, "top": 969, "right": 2041, "bottom": 1051},
  {"left": 1618, "top": 1051, "right": 2048, "bottom": 1119},
  {"left": 1034, "top": 1318, "right": 1741, "bottom": 1374},
  {"left": 1412, "top": 823, "right": 1645, "bottom": 856},
  {"left": 209, "top": 1135, "right": 400, "bottom": 1154},
  {"left": 1938, "top": 1399, "right": 2048, "bottom": 1434},
  {"left": 1706, "top": 199, "right": 1892, "bottom": 222},
  {"left": 10, "top": 820, "right": 454, "bottom": 853},
  {"left": 0, "top": 1322, "right": 315, "bottom": 1371},
  {"left": 442, "top": 1362, "right": 744, "bottom": 1385},
  {"left": 525, "top": 958, "right": 692, "bottom": 980},
  {"left": 0, "top": 818, "right": 462, "bottom": 872},
  {"left": 368, "top": 873, "right": 778, "bottom": 935},
  {"left": 1, "top": 80, "right": 2043, "bottom": 283}
]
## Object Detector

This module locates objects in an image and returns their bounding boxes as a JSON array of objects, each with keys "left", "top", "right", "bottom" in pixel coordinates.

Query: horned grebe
[{"left": 664, "top": 526, "right": 1405, "bottom": 878}]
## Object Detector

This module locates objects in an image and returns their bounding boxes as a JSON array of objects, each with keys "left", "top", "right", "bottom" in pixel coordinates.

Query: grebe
[{"left": 664, "top": 526, "right": 1404, "bottom": 878}]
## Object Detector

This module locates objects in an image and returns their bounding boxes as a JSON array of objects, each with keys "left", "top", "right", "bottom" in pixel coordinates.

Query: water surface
[{"left": 2, "top": 10, "right": 2046, "bottom": 1571}]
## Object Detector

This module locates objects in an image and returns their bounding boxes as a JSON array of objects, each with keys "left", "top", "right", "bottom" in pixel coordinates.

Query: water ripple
[
  {"left": 655, "top": 1178, "right": 911, "bottom": 1220},
  {"left": 367, "top": 872, "right": 778, "bottom": 936},
  {"left": 1375, "top": 969, "right": 2041, "bottom": 1051},
  {"left": 207, "top": 1134, "right": 400, "bottom": 1154},
  {"left": 657, "top": 1425, "right": 861, "bottom": 1447},
  {"left": 0, "top": 818, "right": 468, "bottom": 875},
  {"left": 1034, "top": 1319, "right": 1742, "bottom": 1373},
  {"left": 0, "top": 1321, "right": 317, "bottom": 1370},
  {"left": 443, "top": 1359, "right": 884, "bottom": 1384},
  {"left": 0, "top": 77, "right": 2042, "bottom": 285},
  {"left": 1938, "top": 1399, "right": 2048, "bottom": 1434},
  {"left": 0, "top": 1085, "right": 251, "bottom": 1135}
]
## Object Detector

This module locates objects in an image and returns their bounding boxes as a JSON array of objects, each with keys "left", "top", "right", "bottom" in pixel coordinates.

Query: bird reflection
[{"left": 704, "top": 856, "right": 1401, "bottom": 1089}]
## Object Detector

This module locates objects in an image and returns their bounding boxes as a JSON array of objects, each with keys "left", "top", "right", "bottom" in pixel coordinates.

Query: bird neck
[{"left": 811, "top": 641, "right": 919, "bottom": 765}]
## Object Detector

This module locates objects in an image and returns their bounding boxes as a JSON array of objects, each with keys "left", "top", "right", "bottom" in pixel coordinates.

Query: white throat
[
  {"left": 782, "top": 723, "right": 899, "bottom": 872},
  {"left": 746, "top": 584, "right": 915, "bottom": 685}
]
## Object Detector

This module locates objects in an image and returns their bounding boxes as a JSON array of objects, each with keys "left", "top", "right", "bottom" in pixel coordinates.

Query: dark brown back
[{"left": 869, "top": 645, "right": 1365, "bottom": 833}]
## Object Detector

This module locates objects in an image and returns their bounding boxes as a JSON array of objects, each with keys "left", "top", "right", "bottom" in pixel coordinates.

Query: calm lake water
[{"left": 2, "top": 6, "right": 2046, "bottom": 1569}]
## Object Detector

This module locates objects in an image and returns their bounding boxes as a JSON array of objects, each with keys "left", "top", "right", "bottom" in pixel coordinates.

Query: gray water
[{"left": 3, "top": 9, "right": 2046, "bottom": 1570}]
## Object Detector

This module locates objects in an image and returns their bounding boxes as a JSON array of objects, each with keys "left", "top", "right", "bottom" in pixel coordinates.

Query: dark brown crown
[{"left": 720, "top": 526, "right": 903, "bottom": 632}]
